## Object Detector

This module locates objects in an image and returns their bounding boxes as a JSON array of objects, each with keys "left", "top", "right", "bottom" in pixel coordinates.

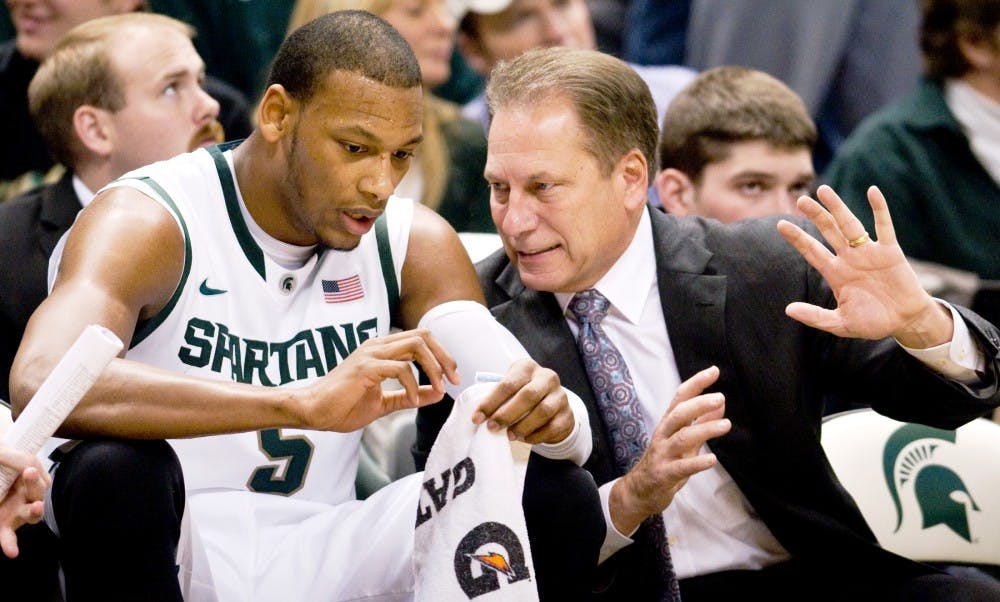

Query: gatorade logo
[
  {"left": 454, "top": 522, "right": 531, "bottom": 598},
  {"left": 883, "top": 423, "right": 980, "bottom": 542}
]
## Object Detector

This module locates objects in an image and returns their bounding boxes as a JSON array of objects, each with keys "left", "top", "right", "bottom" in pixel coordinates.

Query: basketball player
[{"left": 10, "top": 11, "right": 597, "bottom": 601}]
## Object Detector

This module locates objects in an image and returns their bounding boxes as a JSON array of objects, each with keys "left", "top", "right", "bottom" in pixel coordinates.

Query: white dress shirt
[
  {"left": 71, "top": 175, "right": 96, "bottom": 209},
  {"left": 554, "top": 208, "right": 986, "bottom": 578},
  {"left": 946, "top": 78, "right": 1000, "bottom": 187}
]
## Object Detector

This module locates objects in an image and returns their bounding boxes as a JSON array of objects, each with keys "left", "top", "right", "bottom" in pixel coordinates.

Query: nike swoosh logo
[{"left": 199, "top": 278, "right": 227, "bottom": 296}]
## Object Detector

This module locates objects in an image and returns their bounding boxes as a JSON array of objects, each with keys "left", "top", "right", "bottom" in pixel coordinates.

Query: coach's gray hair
[{"left": 486, "top": 47, "right": 659, "bottom": 184}]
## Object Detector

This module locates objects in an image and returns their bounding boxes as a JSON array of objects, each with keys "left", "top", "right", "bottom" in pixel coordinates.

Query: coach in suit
[{"left": 415, "top": 47, "right": 1000, "bottom": 601}]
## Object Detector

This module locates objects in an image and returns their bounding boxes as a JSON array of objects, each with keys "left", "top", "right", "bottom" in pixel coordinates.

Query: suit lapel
[
  {"left": 488, "top": 210, "right": 754, "bottom": 481},
  {"left": 37, "top": 170, "right": 82, "bottom": 257},
  {"left": 648, "top": 210, "right": 753, "bottom": 460},
  {"left": 490, "top": 263, "right": 618, "bottom": 480}
]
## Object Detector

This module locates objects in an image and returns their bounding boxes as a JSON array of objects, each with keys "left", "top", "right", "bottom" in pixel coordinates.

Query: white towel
[{"left": 414, "top": 377, "right": 539, "bottom": 601}]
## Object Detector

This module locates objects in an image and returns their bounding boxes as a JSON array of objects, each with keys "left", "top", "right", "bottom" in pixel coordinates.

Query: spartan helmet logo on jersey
[
  {"left": 883, "top": 423, "right": 980, "bottom": 542},
  {"left": 454, "top": 522, "right": 531, "bottom": 599}
]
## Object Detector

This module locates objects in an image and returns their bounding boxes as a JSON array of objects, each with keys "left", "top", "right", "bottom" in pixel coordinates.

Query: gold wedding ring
[{"left": 847, "top": 233, "right": 869, "bottom": 248}]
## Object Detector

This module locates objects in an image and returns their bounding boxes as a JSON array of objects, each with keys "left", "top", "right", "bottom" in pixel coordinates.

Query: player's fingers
[
  {"left": 24, "top": 500, "right": 45, "bottom": 526},
  {"left": 417, "top": 329, "right": 460, "bottom": 387},
  {"left": 0, "top": 447, "right": 35, "bottom": 475},
  {"left": 382, "top": 358, "right": 427, "bottom": 408},
  {"left": 372, "top": 331, "right": 448, "bottom": 394},
  {"left": 380, "top": 385, "right": 445, "bottom": 412},
  {"left": 0, "top": 526, "right": 18, "bottom": 559},
  {"left": 21, "top": 468, "right": 47, "bottom": 504}
]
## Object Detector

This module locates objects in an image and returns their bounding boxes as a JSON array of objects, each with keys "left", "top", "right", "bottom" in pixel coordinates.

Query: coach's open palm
[
  {"left": 777, "top": 185, "right": 954, "bottom": 349},
  {"left": 610, "top": 366, "right": 731, "bottom": 536}
]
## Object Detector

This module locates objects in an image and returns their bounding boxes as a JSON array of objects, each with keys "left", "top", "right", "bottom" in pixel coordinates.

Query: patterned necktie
[{"left": 568, "top": 289, "right": 681, "bottom": 602}]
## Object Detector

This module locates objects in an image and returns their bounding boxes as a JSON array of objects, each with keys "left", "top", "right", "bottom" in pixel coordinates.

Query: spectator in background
[
  {"left": 655, "top": 66, "right": 815, "bottom": 222},
  {"left": 147, "top": 0, "right": 296, "bottom": 102},
  {"left": 287, "top": 0, "right": 495, "bottom": 233},
  {"left": 0, "top": 12, "right": 222, "bottom": 410},
  {"left": 0, "top": 14, "right": 221, "bottom": 598},
  {"left": 0, "top": 0, "right": 251, "bottom": 200},
  {"left": 623, "top": 0, "right": 690, "bottom": 65},
  {"left": 456, "top": 0, "right": 696, "bottom": 134},
  {"left": 825, "top": 0, "right": 1000, "bottom": 295},
  {"left": 681, "top": 0, "right": 922, "bottom": 171}
]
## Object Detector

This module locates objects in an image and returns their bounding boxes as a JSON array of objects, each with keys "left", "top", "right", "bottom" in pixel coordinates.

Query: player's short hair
[
  {"left": 486, "top": 47, "right": 659, "bottom": 184},
  {"left": 656, "top": 66, "right": 816, "bottom": 179},
  {"left": 920, "top": 0, "right": 1000, "bottom": 80},
  {"left": 27, "top": 13, "right": 194, "bottom": 168},
  {"left": 267, "top": 10, "right": 422, "bottom": 103}
]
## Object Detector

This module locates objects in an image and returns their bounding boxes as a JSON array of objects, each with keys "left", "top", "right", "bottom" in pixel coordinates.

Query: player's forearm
[{"left": 13, "top": 357, "right": 301, "bottom": 439}]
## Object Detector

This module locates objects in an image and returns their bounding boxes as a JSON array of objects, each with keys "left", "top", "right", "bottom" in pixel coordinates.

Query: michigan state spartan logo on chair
[{"left": 822, "top": 409, "right": 1000, "bottom": 568}]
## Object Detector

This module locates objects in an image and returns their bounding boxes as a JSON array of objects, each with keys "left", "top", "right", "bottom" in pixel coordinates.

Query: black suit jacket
[
  {"left": 415, "top": 209, "right": 1000, "bottom": 598},
  {"left": 0, "top": 171, "right": 80, "bottom": 403}
]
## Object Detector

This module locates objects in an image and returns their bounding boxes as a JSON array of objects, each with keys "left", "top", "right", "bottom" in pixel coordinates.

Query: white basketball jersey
[{"left": 100, "top": 144, "right": 413, "bottom": 505}]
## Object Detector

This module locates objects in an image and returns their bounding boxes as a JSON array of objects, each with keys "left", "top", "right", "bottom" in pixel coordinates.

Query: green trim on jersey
[
  {"left": 208, "top": 144, "right": 266, "bottom": 280},
  {"left": 374, "top": 213, "right": 399, "bottom": 319},
  {"left": 130, "top": 176, "right": 193, "bottom": 347}
]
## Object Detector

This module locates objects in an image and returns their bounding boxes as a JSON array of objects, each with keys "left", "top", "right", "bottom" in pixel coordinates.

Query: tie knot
[{"left": 568, "top": 289, "right": 611, "bottom": 325}]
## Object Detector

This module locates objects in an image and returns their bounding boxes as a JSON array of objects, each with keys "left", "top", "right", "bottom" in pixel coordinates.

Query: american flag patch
[{"left": 322, "top": 275, "right": 364, "bottom": 303}]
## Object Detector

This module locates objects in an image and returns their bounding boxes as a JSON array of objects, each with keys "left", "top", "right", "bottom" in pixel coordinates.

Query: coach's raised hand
[{"left": 776, "top": 184, "right": 954, "bottom": 349}]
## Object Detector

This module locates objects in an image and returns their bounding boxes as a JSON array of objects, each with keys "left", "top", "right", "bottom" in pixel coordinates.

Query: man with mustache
[
  {"left": 0, "top": 12, "right": 224, "bottom": 599},
  {"left": 0, "top": 0, "right": 251, "bottom": 199}
]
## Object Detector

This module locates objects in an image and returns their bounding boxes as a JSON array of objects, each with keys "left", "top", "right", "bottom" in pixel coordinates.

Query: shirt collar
[
  {"left": 555, "top": 207, "right": 656, "bottom": 325},
  {"left": 72, "top": 174, "right": 96, "bottom": 208}
]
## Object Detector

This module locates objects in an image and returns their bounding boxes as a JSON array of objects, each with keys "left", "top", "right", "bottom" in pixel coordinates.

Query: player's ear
[
  {"left": 73, "top": 105, "right": 113, "bottom": 158},
  {"left": 257, "top": 84, "right": 296, "bottom": 143},
  {"left": 655, "top": 168, "right": 697, "bottom": 216}
]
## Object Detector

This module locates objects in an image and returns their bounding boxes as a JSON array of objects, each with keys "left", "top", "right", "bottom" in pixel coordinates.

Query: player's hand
[
  {"left": 0, "top": 447, "right": 50, "bottom": 559},
  {"left": 777, "top": 185, "right": 953, "bottom": 348},
  {"left": 470, "top": 359, "right": 575, "bottom": 445},
  {"left": 609, "top": 366, "right": 730, "bottom": 536},
  {"left": 297, "top": 328, "right": 459, "bottom": 432}
]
